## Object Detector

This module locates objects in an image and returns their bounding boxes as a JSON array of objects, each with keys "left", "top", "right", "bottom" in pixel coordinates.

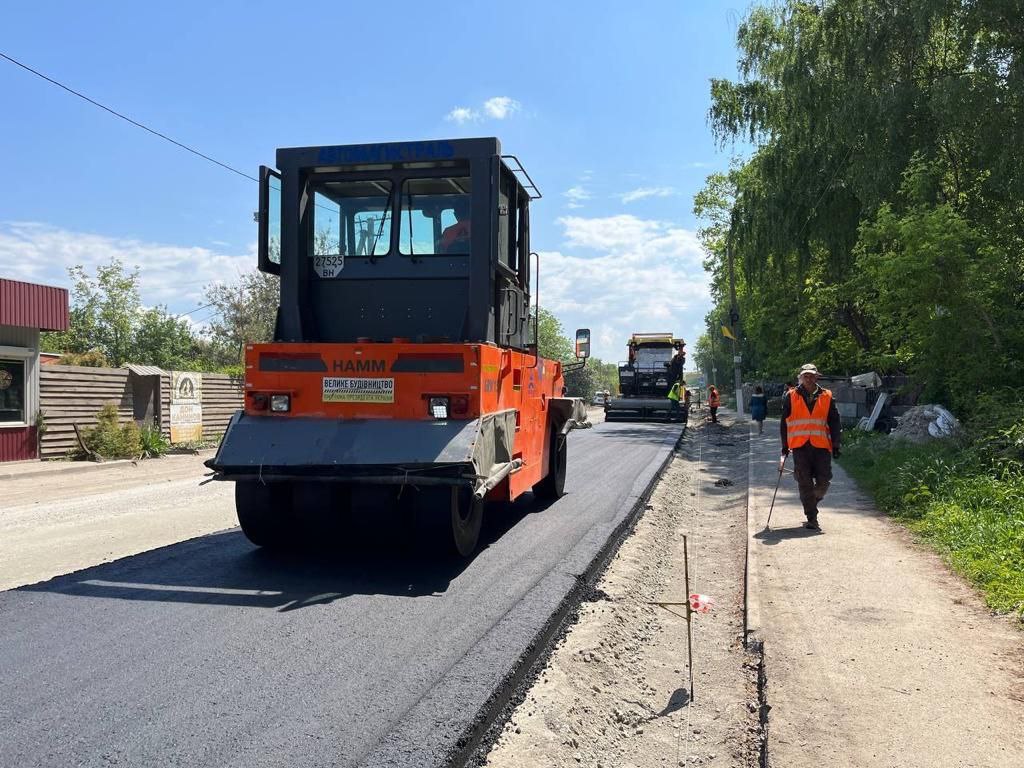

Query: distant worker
[
  {"left": 750, "top": 385, "right": 767, "bottom": 434},
  {"left": 667, "top": 347, "right": 685, "bottom": 390},
  {"left": 780, "top": 363, "right": 841, "bottom": 531},
  {"left": 683, "top": 387, "right": 692, "bottom": 417},
  {"left": 707, "top": 385, "right": 721, "bottom": 423},
  {"left": 440, "top": 198, "right": 471, "bottom": 253},
  {"left": 667, "top": 381, "right": 683, "bottom": 422}
]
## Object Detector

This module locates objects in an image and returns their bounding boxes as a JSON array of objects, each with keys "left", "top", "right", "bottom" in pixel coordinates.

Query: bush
[
  {"left": 78, "top": 404, "right": 143, "bottom": 459},
  {"left": 58, "top": 350, "right": 110, "bottom": 367},
  {"left": 139, "top": 422, "right": 169, "bottom": 458}
]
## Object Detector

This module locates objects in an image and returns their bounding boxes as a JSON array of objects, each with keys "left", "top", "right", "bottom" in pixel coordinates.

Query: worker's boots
[{"left": 804, "top": 515, "right": 821, "bottom": 531}]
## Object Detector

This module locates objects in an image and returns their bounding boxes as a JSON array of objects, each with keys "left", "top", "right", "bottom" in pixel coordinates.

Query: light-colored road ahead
[{"left": 0, "top": 454, "right": 235, "bottom": 590}]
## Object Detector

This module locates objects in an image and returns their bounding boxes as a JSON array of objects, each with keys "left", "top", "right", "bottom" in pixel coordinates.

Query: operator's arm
[{"left": 780, "top": 394, "right": 790, "bottom": 453}]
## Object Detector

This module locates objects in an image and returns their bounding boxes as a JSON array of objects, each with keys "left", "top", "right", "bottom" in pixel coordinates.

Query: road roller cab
[{"left": 207, "top": 138, "right": 589, "bottom": 555}]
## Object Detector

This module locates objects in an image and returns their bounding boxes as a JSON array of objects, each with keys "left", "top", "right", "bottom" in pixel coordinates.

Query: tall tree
[
  {"left": 43, "top": 259, "right": 197, "bottom": 368},
  {"left": 203, "top": 271, "right": 279, "bottom": 364},
  {"left": 696, "top": 0, "right": 1024, "bottom": 412}
]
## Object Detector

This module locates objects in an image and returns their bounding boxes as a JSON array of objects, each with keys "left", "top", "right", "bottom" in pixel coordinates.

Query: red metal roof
[{"left": 0, "top": 278, "right": 69, "bottom": 331}]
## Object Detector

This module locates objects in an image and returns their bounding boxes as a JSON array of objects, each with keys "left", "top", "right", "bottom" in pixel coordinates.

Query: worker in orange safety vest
[
  {"left": 780, "top": 363, "right": 841, "bottom": 530},
  {"left": 440, "top": 198, "right": 471, "bottom": 253},
  {"left": 707, "top": 385, "right": 721, "bottom": 423}
]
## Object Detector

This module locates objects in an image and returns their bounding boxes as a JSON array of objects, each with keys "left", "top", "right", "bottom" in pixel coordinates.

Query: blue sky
[{"left": 0, "top": 1, "right": 747, "bottom": 362}]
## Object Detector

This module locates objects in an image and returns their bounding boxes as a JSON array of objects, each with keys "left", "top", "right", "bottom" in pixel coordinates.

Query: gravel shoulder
[
  {"left": 483, "top": 415, "right": 762, "bottom": 767},
  {"left": 0, "top": 454, "right": 234, "bottom": 590}
]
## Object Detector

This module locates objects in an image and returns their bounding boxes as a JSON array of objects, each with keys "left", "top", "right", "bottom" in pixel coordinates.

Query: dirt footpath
[
  {"left": 748, "top": 420, "right": 1024, "bottom": 768},
  {"left": 0, "top": 454, "right": 234, "bottom": 590},
  {"left": 483, "top": 416, "right": 762, "bottom": 768}
]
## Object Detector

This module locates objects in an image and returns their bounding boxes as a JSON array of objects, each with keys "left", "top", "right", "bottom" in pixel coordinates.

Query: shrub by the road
[
  {"left": 840, "top": 399, "right": 1024, "bottom": 620},
  {"left": 77, "top": 403, "right": 143, "bottom": 460},
  {"left": 139, "top": 422, "right": 169, "bottom": 458}
]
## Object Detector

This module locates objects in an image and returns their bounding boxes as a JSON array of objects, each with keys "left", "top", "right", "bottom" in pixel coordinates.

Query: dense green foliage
[
  {"left": 695, "top": 0, "right": 1024, "bottom": 414},
  {"left": 841, "top": 394, "right": 1024, "bottom": 618},
  {"left": 42, "top": 260, "right": 200, "bottom": 369},
  {"left": 202, "top": 271, "right": 279, "bottom": 365},
  {"left": 536, "top": 308, "right": 618, "bottom": 400}
]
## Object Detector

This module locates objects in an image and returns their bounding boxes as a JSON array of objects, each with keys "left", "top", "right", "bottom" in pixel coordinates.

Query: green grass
[{"left": 840, "top": 428, "right": 1024, "bottom": 620}]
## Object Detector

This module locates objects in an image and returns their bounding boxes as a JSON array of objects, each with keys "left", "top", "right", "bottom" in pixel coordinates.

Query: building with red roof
[{"left": 0, "top": 278, "right": 70, "bottom": 461}]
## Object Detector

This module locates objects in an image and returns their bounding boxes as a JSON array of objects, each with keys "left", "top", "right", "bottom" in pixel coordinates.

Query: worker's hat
[{"left": 797, "top": 363, "right": 820, "bottom": 377}]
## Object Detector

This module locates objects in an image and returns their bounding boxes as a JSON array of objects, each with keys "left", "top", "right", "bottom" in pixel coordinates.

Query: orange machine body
[{"left": 243, "top": 341, "right": 567, "bottom": 500}]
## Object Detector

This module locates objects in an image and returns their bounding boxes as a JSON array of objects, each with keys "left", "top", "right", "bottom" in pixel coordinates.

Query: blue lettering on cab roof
[{"left": 318, "top": 141, "right": 456, "bottom": 165}]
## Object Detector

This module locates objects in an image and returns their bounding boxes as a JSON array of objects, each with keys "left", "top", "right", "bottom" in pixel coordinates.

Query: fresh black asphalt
[{"left": 0, "top": 420, "right": 682, "bottom": 768}]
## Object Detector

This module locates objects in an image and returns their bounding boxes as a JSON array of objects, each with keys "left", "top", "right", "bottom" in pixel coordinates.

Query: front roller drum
[{"left": 235, "top": 481, "right": 294, "bottom": 548}]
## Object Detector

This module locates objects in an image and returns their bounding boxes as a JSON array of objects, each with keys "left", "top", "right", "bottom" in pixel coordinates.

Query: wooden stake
[{"left": 683, "top": 534, "right": 694, "bottom": 701}]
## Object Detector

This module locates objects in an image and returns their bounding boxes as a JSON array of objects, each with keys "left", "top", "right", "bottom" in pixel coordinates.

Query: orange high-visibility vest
[
  {"left": 708, "top": 389, "right": 721, "bottom": 407},
  {"left": 440, "top": 221, "right": 471, "bottom": 251},
  {"left": 786, "top": 388, "right": 833, "bottom": 450}
]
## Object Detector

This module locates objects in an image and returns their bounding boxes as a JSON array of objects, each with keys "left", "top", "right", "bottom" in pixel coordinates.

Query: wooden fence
[
  {"left": 38, "top": 366, "right": 242, "bottom": 459},
  {"left": 38, "top": 366, "right": 134, "bottom": 459}
]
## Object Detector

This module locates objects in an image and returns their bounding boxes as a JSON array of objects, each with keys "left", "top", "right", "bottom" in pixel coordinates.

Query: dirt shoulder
[
  {"left": 748, "top": 419, "right": 1024, "bottom": 768},
  {"left": 0, "top": 454, "right": 234, "bottom": 590},
  {"left": 482, "top": 415, "right": 762, "bottom": 767}
]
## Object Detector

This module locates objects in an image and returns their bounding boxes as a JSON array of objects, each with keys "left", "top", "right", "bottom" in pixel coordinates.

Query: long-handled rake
[{"left": 764, "top": 453, "right": 787, "bottom": 530}]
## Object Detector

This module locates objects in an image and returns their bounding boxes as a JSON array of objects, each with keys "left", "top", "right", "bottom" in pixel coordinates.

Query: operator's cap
[{"left": 797, "top": 363, "right": 820, "bottom": 377}]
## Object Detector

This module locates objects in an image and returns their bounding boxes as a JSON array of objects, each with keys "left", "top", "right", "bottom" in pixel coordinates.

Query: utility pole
[
  {"left": 708, "top": 329, "right": 718, "bottom": 387},
  {"left": 727, "top": 244, "right": 744, "bottom": 417}
]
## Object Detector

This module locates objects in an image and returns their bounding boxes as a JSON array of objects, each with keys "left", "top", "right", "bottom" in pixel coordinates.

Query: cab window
[
  {"left": 399, "top": 176, "right": 472, "bottom": 256},
  {"left": 309, "top": 180, "right": 393, "bottom": 261}
]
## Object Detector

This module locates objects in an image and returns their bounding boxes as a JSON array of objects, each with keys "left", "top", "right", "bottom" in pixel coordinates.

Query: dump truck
[
  {"left": 604, "top": 333, "right": 685, "bottom": 422},
  {"left": 206, "top": 138, "right": 590, "bottom": 556}
]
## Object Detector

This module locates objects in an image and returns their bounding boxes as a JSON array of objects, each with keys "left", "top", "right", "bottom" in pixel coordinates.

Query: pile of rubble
[{"left": 890, "top": 404, "right": 961, "bottom": 443}]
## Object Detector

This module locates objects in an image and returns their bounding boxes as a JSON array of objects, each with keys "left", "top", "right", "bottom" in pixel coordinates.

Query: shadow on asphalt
[{"left": 20, "top": 493, "right": 556, "bottom": 612}]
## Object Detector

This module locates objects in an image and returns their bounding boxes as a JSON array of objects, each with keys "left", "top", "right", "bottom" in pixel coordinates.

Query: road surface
[{"left": 0, "top": 420, "right": 681, "bottom": 768}]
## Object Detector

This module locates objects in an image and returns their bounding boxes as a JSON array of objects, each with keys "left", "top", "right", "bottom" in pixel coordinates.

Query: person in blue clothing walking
[{"left": 750, "top": 384, "right": 768, "bottom": 434}]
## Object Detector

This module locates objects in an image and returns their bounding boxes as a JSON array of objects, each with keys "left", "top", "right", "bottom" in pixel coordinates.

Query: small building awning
[
  {"left": 0, "top": 278, "right": 69, "bottom": 331},
  {"left": 125, "top": 364, "right": 165, "bottom": 377}
]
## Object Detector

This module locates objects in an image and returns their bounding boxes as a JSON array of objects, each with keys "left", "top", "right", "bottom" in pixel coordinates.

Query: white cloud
[
  {"left": 445, "top": 106, "right": 480, "bottom": 124},
  {"left": 482, "top": 96, "right": 520, "bottom": 119},
  {"left": 558, "top": 214, "right": 663, "bottom": 251},
  {"left": 563, "top": 186, "right": 591, "bottom": 210},
  {"left": 0, "top": 222, "right": 253, "bottom": 313},
  {"left": 538, "top": 215, "right": 711, "bottom": 362},
  {"left": 620, "top": 186, "right": 676, "bottom": 204},
  {"left": 444, "top": 96, "right": 521, "bottom": 124}
]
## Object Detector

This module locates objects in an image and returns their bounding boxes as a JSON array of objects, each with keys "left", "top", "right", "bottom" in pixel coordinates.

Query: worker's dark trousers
[
  {"left": 709, "top": 407, "right": 718, "bottom": 423},
  {"left": 792, "top": 445, "right": 832, "bottom": 520}
]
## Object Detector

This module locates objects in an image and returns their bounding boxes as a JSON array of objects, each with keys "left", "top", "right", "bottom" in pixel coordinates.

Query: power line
[
  {"left": 0, "top": 50, "right": 257, "bottom": 183},
  {"left": 176, "top": 301, "right": 217, "bottom": 318}
]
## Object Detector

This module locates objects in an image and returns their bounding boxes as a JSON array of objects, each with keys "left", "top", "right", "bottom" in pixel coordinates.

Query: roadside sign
[{"left": 170, "top": 371, "right": 203, "bottom": 443}]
